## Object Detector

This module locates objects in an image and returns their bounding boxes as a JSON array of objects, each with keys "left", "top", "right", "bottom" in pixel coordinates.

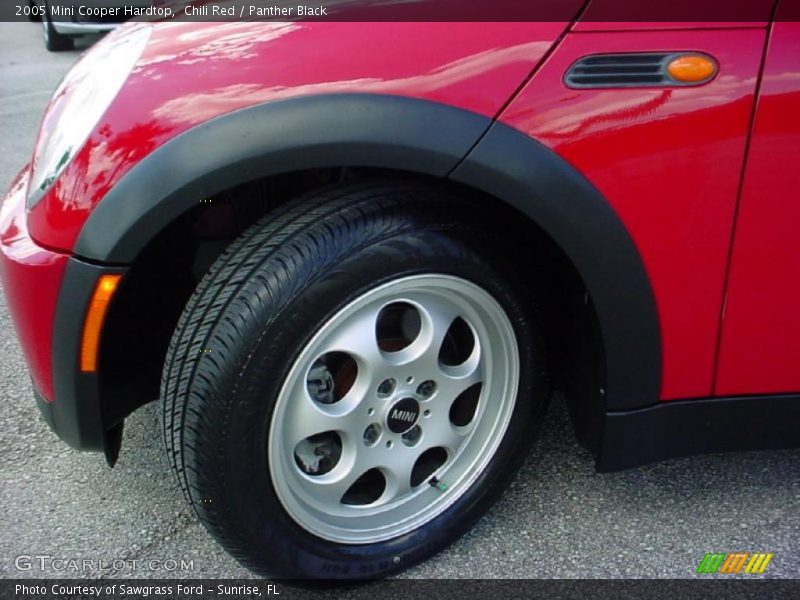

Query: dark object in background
[{"left": 37, "top": 0, "right": 150, "bottom": 51}]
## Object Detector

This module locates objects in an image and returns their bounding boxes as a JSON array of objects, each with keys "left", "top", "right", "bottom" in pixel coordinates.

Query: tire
[
  {"left": 28, "top": 0, "right": 42, "bottom": 22},
  {"left": 42, "top": 1, "right": 73, "bottom": 52},
  {"left": 161, "top": 181, "right": 549, "bottom": 579}
]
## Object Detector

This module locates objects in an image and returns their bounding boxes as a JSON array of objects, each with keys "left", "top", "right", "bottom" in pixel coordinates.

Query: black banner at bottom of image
[{"left": 2, "top": 579, "right": 800, "bottom": 600}]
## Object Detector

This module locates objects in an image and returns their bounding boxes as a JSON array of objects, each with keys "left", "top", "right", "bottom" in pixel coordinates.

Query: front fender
[
  {"left": 74, "top": 93, "right": 661, "bottom": 415},
  {"left": 74, "top": 94, "right": 490, "bottom": 261}
]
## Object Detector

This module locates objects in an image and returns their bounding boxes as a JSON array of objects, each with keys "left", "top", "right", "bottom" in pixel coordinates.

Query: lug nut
[
  {"left": 377, "top": 378, "right": 396, "bottom": 398},
  {"left": 417, "top": 380, "right": 437, "bottom": 398},
  {"left": 401, "top": 425, "right": 422, "bottom": 447},
  {"left": 363, "top": 423, "right": 382, "bottom": 446}
]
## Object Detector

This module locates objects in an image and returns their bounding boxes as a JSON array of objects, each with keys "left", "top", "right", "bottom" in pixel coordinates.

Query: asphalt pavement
[{"left": 0, "top": 21, "right": 798, "bottom": 581}]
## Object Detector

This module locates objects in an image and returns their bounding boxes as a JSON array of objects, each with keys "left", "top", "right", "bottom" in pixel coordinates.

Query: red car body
[{"left": 2, "top": 1, "right": 800, "bottom": 469}]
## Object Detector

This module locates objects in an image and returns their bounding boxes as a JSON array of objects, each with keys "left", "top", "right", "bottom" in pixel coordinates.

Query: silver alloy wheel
[{"left": 268, "top": 274, "right": 520, "bottom": 544}]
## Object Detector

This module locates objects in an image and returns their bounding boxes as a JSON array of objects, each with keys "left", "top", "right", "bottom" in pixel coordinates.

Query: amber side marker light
[
  {"left": 667, "top": 54, "right": 717, "bottom": 83},
  {"left": 80, "top": 274, "right": 122, "bottom": 373}
]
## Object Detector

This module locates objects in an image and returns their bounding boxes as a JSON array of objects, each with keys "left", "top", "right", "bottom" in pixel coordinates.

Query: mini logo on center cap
[{"left": 386, "top": 398, "right": 420, "bottom": 434}]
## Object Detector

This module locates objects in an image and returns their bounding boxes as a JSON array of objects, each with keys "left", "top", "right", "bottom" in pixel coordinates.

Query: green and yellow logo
[{"left": 696, "top": 552, "right": 773, "bottom": 575}]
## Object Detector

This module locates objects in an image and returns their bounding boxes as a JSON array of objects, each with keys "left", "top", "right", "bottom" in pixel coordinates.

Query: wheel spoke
[
  {"left": 284, "top": 387, "right": 349, "bottom": 445},
  {"left": 297, "top": 455, "right": 366, "bottom": 507},
  {"left": 401, "top": 293, "right": 461, "bottom": 375},
  {"left": 381, "top": 447, "right": 421, "bottom": 501},
  {"left": 438, "top": 355, "right": 483, "bottom": 401},
  {"left": 299, "top": 443, "right": 433, "bottom": 506},
  {"left": 317, "top": 305, "right": 384, "bottom": 365},
  {"left": 297, "top": 443, "right": 392, "bottom": 506},
  {"left": 426, "top": 296, "right": 462, "bottom": 361},
  {"left": 423, "top": 410, "right": 467, "bottom": 454}
]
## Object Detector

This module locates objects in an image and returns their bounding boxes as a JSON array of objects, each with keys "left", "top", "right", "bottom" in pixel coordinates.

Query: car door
[
  {"left": 714, "top": 6, "right": 800, "bottom": 396},
  {"left": 496, "top": 20, "right": 769, "bottom": 401}
]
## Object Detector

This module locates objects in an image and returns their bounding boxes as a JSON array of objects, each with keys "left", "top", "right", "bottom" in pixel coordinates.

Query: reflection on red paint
[
  {"left": 27, "top": 21, "right": 577, "bottom": 252},
  {"left": 715, "top": 20, "right": 800, "bottom": 396},
  {"left": 499, "top": 28, "right": 767, "bottom": 400},
  {"left": 0, "top": 168, "right": 68, "bottom": 400}
]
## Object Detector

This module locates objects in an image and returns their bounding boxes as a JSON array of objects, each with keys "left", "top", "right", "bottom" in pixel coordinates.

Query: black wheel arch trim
[
  {"left": 74, "top": 94, "right": 491, "bottom": 262},
  {"left": 450, "top": 121, "right": 661, "bottom": 411},
  {"left": 74, "top": 93, "right": 661, "bottom": 412},
  {"left": 49, "top": 257, "right": 128, "bottom": 456}
]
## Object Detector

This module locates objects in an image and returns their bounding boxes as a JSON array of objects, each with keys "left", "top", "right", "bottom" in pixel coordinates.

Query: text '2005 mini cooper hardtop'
[{"left": 2, "top": 0, "right": 799, "bottom": 580}]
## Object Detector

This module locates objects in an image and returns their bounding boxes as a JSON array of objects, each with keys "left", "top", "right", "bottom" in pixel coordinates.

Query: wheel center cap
[{"left": 386, "top": 397, "right": 420, "bottom": 434}]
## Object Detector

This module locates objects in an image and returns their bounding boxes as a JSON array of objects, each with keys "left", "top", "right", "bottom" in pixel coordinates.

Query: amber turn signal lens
[
  {"left": 80, "top": 274, "right": 122, "bottom": 373},
  {"left": 667, "top": 54, "right": 717, "bottom": 83}
]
